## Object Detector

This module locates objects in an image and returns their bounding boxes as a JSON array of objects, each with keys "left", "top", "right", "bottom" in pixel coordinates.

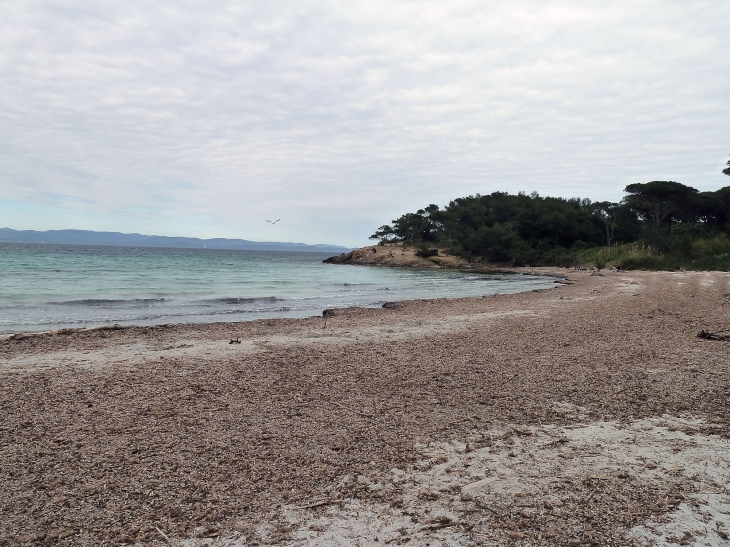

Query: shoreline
[
  {"left": 0, "top": 266, "right": 563, "bottom": 340},
  {"left": 1, "top": 269, "right": 729, "bottom": 546},
  {"left": 0, "top": 269, "right": 565, "bottom": 368}
]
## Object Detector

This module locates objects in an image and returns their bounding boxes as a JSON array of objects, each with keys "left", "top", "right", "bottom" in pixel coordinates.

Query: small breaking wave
[
  {"left": 202, "top": 296, "right": 284, "bottom": 305},
  {"left": 53, "top": 298, "right": 168, "bottom": 307}
]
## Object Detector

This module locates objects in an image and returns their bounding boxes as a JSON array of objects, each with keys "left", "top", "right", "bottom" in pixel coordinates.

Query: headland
[{"left": 323, "top": 242, "right": 473, "bottom": 269}]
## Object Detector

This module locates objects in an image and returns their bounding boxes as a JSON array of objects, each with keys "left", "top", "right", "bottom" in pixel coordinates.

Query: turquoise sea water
[{"left": 0, "top": 243, "right": 556, "bottom": 333}]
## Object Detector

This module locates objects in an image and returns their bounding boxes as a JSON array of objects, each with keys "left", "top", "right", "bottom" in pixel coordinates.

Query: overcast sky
[{"left": 1, "top": 1, "right": 729, "bottom": 247}]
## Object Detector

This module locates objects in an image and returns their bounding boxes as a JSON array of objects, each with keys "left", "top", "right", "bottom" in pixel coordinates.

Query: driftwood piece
[
  {"left": 697, "top": 329, "right": 730, "bottom": 341},
  {"left": 322, "top": 309, "right": 336, "bottom": 329}
]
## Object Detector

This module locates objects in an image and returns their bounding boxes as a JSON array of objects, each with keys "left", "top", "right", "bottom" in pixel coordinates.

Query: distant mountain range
[{"left": 0, "top": 228, "right": 352, "bottom": 253}]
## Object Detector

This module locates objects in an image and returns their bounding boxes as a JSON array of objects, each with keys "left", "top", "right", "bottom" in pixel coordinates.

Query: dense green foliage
[{"left": 370, "top": 180, "right": 730, "bottom": 269}]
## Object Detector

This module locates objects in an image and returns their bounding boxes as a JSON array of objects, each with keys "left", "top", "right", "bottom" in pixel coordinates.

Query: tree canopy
[
  {"left": 370, "top": 181, "right": 730, "bottom": 266},
  {"left": 623, "top": 181, "right": 697, "bottom": 230}
]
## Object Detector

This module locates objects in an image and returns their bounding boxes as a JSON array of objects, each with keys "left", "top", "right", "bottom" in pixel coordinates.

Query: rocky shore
[{"left": 323, "top": 243, "right": 473, "bottom": 269}]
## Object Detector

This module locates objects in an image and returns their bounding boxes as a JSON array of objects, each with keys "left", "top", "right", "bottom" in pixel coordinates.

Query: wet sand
[{"left": 1, "top": 269, "right": 729, "bottom": 546}]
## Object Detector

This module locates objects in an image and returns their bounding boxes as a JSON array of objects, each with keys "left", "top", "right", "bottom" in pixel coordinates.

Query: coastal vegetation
[{"left": 370, "top": 169, "right": 730, "bottom": 269}]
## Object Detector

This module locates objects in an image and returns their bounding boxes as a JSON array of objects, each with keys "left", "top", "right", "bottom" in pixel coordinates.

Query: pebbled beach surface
[{"left": 1, "top": 269, "right": 730, "bottom": 546}]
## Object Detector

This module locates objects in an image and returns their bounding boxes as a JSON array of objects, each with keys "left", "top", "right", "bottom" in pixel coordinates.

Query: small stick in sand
[
  {"left": 297, "top": 499, "right": 342, "bottom": 510},
  {"left": 474, "top": 500, "right": 500, "bottom": 515},
  {"left": 155, "top": 527, "right": 169, "bottom": 541},
  {"left": 332, "top": 401, "right": 374, "bottom": 418}
]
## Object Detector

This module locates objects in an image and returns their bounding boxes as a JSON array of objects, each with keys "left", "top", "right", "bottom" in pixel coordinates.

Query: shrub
[{"left": 415, "top": 243, "right": 439, "bottom": 258}]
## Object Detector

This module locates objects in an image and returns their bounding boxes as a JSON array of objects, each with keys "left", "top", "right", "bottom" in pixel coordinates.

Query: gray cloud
[{"left": 1, "top": 0, "right": 729, "bottom": 246}]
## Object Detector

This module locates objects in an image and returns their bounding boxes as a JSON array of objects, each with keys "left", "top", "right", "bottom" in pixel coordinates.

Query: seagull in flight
[{"left": 266, "top": 219, "right": 281, "bottom": 225}]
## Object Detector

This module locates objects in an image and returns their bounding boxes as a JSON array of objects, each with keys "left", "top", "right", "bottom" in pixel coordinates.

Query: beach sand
[{"left": 1, "top": 269, "right": 729, "bottom": 546}]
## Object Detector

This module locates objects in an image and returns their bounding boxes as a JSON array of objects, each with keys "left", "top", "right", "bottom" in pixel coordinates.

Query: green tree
[
  {"left": 463, "top": 222, "right": 528, "bottom": 263},
  {"left": 693, "top": 191, "right": 728, "bottom": 228},
  {"left": 369, "top": 204, "right": 443, "bottom": 243},
  {"left": 591, "top": 201, "right": 621, "bottom": 246},
  {"left": 724, "top": 155, "right": 730, "bottom": 176},
  {"left": 369, "top": 224, "right": 397, "bottom": 243},
  {"left": 710, "top": 186, "right": 730, "bottom": 230},
  {"left": 623, "top": 181, "right": 698, "bottom": 232}
]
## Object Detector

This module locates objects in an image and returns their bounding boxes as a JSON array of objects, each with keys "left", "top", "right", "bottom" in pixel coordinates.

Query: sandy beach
[{"left": 2, "top": 268, "right": 730, "bottom": 546}]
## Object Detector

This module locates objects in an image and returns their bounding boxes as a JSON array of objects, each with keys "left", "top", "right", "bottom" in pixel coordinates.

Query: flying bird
[{"left": 266, "top": 219, "right": 281, "bottom": 224}]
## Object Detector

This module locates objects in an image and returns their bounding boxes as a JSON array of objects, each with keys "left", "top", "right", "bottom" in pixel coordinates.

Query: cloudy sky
[{"left": 1, "top": 1, "right": 729, "bottom": 247}]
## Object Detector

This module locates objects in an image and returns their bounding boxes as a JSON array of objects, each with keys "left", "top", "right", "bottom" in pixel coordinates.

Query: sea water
[{"left": 0, "top": 243, "right": 556, "bottom": 333}]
